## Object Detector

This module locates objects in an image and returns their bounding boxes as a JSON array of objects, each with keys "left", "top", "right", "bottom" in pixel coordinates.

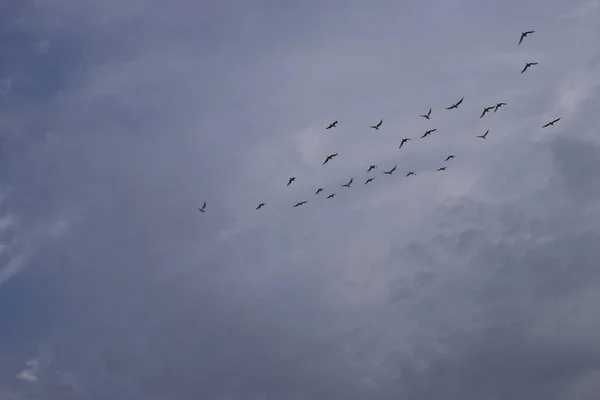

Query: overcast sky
[{"left": 1, "top": 0, "right": 600, "bottom": 399}]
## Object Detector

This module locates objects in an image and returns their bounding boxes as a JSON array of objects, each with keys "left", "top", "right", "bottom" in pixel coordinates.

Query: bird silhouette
[
  {"left": 342, "top": 178, "right": 353, "bottom": 188},
  {"left": 494, "top": 102, "right": 506, "bottom": 112},
  {"left": 445, "top": 155, "right": 455, "bottom": 161},
  {"left": 406, "top": 172, "right": 415, "bottom": 177},
  {"left": 437, "top": 167, "right": 446, "bottom": 171},
  {"left": 315, "top": 188, "right": 324, "bottom": 195},
  {"left": 521, "top": 62, "right": 538, "bottom": 73},
  {"left": 399, "top": 138, "right": 411, "bottom": 148},
  {"left": 326, "top": 121, "right": 338, "bottom": 129},
  {"left": 542, "top": 117, "right": 561, "bottom": 128},
  {"left": 383, "top": 165, "right": 397, "bottom": 175},
  {"left": 326, "top": 193, "right": 335, "bottom": 199},
  {"left": 419, "top": 108, "right": 432, "bottom": 119},
  {"left": 293, "top": 201, "right": 307, "bottom": 207},
  {"left": 365, "top": 178, "right": 374, "bottom": 185},
  {"left": 322, "top": 152, "right": 338, "bottom": 165},
  {"left": 480, "top": 106, "right": 494, "bottom": 118},
  {"left": 198, "top": 201, "right": 206, "bottom": 212},
  {"left": 256, "top": 203, "right": 266, "bottom": 210},
  {"left": 477, "top": 129, "right": 489, "bottom": 139},
  {"left": 446, "top": 97, "right": 464, "bottom": 110},
  {"left": 518, "top": 30, "right": 535, "bottom": 45},
  {"left": 370, "top": 119, "right": 383, "bottom": 130},
  {"left": 287, "top": 177, "right": 296, "bottom": 186},
  {"left": 421, "top": 128, "right": 436, "bottom": 138},
  {"left": 367, "top": 165, "right": 377, "bottom": 172}
]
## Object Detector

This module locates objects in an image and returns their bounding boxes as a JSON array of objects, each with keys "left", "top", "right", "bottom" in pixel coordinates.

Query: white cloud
[{"left": 16, "top": 360, "right": 40, "bottom": 383}]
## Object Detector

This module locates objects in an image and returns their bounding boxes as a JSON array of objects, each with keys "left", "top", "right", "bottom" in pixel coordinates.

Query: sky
[{"left": 1, "top": 0, "right": 600, "bottom": 398}]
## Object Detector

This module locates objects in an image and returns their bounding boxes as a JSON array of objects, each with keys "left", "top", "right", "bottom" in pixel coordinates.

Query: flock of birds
[{"left": 199, "top": 30, "right": 561, "bottom": 213}]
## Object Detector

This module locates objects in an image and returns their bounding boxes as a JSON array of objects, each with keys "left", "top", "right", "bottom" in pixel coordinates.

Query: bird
[
  {"left": 365, "top": 178, "right": 374, "bottom": 185},
  {"left": 494, "top": 102, "right": 506, "bottom": 112},
  {"left": 293, "top": 201, "right": 307, "bottom": 207},
  {"left": 518, "top": 30, "right": 535, "bottom": 45},
  {"left": 315, "top": 188, "right": 324, "bottom": 195},
  {"left": 287, "top": 177, "right": 296, "bottom": 186},
  {"left": 370, "top": 119, "right": 383, "bottom": 130},
  {"left": 419, "top": 108, "right": 432, "bottom": 119},
  {"left": 437, "top": 167, "right": 446, "bottom": 171},
  {"left": 446, "top": 97, "right": 464, "bottom": 110},
  {"left": 367, "top": 165, "right": 377, "bottom": 172},
  {"left": 421, "top": 128, "right": 436, "bottom": 138},
  {"left": 445, "top": 155, "right": 455, "bottom": 161},
  {"left": 406, "top": 172, "right": 415, "bottom": 177},
  {"left": 480, "top": 106, "right": 494, "bottom": 118},
  {"left": 198, "top": 201, "right": 206, "bottom": 212},
  {"left": 256, "top": 203, "right": 266, "bottom": 210},
  {"left": 399, "top": 138, "right": 411, "bottom": 148},
  {"left": 521, "top": 62, "right": 538, "bottom": 73},
  {"left": 383, "top": 165, "right": 397, "bottom": 175},
  {"left": 326, "top": 121, "right": 338, "bottom": 129},
  {"left": 477, "top": 129, "right": 489, "bottom": 139},
  {"left": 541, "top": 117, "right": 561, "bottom": 128},
  {"left": 342, "top": 178, "right": 353, "bottom": 188},
  {"left": 322, "top": 152, "right": 338, "bottom": 165},
  {"left": 326, "top": 193, "right": 335, "bottom": 199}
]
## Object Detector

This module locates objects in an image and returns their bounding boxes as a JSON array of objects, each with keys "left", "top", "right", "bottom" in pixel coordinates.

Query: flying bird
[
  {"left": 477, "top": 129, "right": 489, "bottom": 139},
  {"left": 256, "top": 203, "right": 266, "bottom": 210},
  {"left": 494, "top": 102, "right": 506, "bottom": 112},
  {"left": 399, "top": 138, "right": 411, "bottom": 148},
  {"left": 542, "top": 117, "right": 561, "bottom": 128},
  {"left": 446, "top": 97, "right": 464, "bottom": 110},
  {"left": 198, "top": 201, "right": 206, "bottom": 212},
  {"left": 419, "top": 108, "right": 432, "bottom": 119},
  {"left": 437, "top": 167, "right": 446, "bottom": 171},
  {"left": 518, "top": 30, "right": 535, "bottom": 45},
  {"left": 367, "top": 165, "right": 377, "bottom": 172},
  {"left": 421, "top": 128, "right": 436, "bottom": 138},
  {"left": 293, "top": 201, "right": 307, "bottom": 207},
  {"left": 365, "top": 178, "right": 374, "bottom": 185},
  {"left": 480, "top": 106, "right": 494, "bottom": 118},
  {"left": 322, "top": 152, "right": 338, "bottom": 165},
  {"left": 383, "top": 165, "right": 397, "bottom": 175},
  {"left": 326, "top": 193, "right": 336, "bottom": 199},
  {"left": 521, "top": 62, "right": 538, "bottom": 73},
  {"left": 342, "top": 178, "right": 353, "bottom": 188},
  {"left": 406, "top": 172, "right": 415, "bottom": 177},
  {"left": 370, "top": 119, "right": 383, "bottom": 130},
  {"left": 315, "top": 188, "right": 324, "bottom": 195},
  {"left": 287, "top": 177, "right": 296, "bottom": 186},
  {"left": 445, "top": 155, "right": 455, "bottom": 161},
  {"left": 326, "top": 121, "right": 338, "bottom": 129}
]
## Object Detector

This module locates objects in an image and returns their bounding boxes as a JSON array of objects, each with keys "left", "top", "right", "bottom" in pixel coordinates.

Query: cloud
[{"left": 16, "top": 360, "right": 39, "bottom": 383}]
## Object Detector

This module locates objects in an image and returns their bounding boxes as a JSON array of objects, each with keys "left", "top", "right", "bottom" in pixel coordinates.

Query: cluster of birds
[{"left": 199, "top": 30, "right": 561, "bottom": 213}]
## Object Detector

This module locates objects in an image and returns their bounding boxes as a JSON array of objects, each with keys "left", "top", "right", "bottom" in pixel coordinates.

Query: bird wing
[
  {"left": 456, "top": 97, "right": 463, "bottom": 105},
  {"left": 521, "top": 65, "right": 527, "bottom": 73},
  {"left": 553, "top": 118, "right": 561, "bottom": 123},
  {"left": 542, "top": 122, "right": 550, "bottom": 127}
]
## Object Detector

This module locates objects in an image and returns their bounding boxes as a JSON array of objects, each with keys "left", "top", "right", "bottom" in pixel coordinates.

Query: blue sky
[{"left": 1, "top": 0, "right": 600, "bottom": 398}]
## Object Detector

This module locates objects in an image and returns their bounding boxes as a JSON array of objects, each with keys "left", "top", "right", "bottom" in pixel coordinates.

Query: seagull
[
  {"left": 480, "top": 106, "right": 494, "bottom": 118},
  {"left": 477, "top": 129, "right": 489, "bottom": 139},
  {"left": 399, "top": 138, "right": 411, "bottom": 148},
  {"left": 518, "top": 30, "right": 535, "bottom": 45},
  {"left": 315, "top": 188, "right": 324, "bottom": 195},
  {"left": 322, "top": 152, "right": 338, "bottom": 165},
  {"left": 406, "top": 172, "right": 415, "bottom": 177},
  {"left": 383, "top": 165, "right": 397, "bottom": 175},
  {"left": 326, "top": 193, "right": 336, "bottom": 199},
  {"left": 198, "top": 201, "right": 206, "bottom": 212},
  {"left": 421, "top": 128, "right": 436, "bottom": 138},
  {"left": 437, "top": 167, "right": 446, "bottom": 171},
  {"left": 326, "top": 121, "right": 338, "bottom": 129},
  {"left": 542, "top": 117, "right": 561, "bottom": 128},
  {"left": 521, "top": 62, "right": 538, "bottom": 73},
  {"left": 342, "top": 178, "right": 353, "bottom": 188},
  {"left": 494, "top": 102, "right": 507, "bottom": 112},
  {"left": 287, "top": 177, "right": 296, "bottom": 186},
  {"left": 446, "top": 97, "right": 464, "bottom": 110},
  {"left": 256, "top": 203, "right": 266, "bottom": 210},
  {"left": 365, "top": 178, "right": 374, "bottom": 185},
  {"left": 419, "top": 108, "right": 432, "bottom": 119},
  {"left": 367, "top": 165, "right": 377, "bottom": 172},
  {"left": 370, "top": 119, "right": 383, "bottom": 130},
  {"left": 293, "top": 201, "right": 307, "bottom": 207},
  {"left": 445, "top": 155, "right": 455, "bottom": 161}
]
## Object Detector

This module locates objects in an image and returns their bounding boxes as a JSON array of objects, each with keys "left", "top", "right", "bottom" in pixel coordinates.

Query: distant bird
[
  {"left": 383, "top": 165, "right": 397, "bottom": 175},
  {"left": 477, "top": 129, "right": 489, "bottom": 139},
  {"left": 494, "top": 102, "right": 506, "bottom": 112},
  {"left": 293, "top": 201, "right": 307, "bottom": 207},
  {"left": 518, "top": 30, "right": 535, "bottom": 45},
  {"left": 399, "top": 138, "right": 411, "bottom": 148},
  {"left": 421, "top": 128, "right": 436, "bottom": 138},
  {"left": 342, "top": 178, "right": 353, "bottom": 188},
  {"left": 256, "top": 203, "right": 266, "bottom": 210},
  {"left": 287, "top": 177, "right": 296, "bottom": 186},
  {"left": 406, "top": 171, "right": 415, "bottom": 177},
  {"left": 367, "top": 165, "right": 377, "bottom": 172},
  {"left": 322, "top": 152, "right": 338, "bottom": 165},
  {"left": 198, "top": 201, "right": 206, "bottom": 212},
  {"left": 542, "top": 117, "right": 561, "bottom": 128},
  {"left": 419, "top": 108, "right": 432, "bottom": 119},
  {"left": 437, "top": 167, "right": 446, "bottom": 171},
  {"left": 370, "top": 119, "right": 383, "bottom": 130},
  {"left": 326, "top": 193, "right": 336, "bottom": 199},
  {"left": 480, "top": 106, "right": 494, "bottom": 118},
  {"left": 446, "top": 97, "right": 464, "bottom": 110},
  {"left": 326, "top": 121, "right": 338, "bottom": 129},
  {"left": 445, "top": 155, "right": 455, "bottom": 161},
  {"left": 521, "top": 62, "right": 538, "bottom": 73},
  {"left": 365, "top": 178, "right": 374, "bottom": 185},
  {"left": 315, "top": 188, "right": 324, "bottom": 195}
]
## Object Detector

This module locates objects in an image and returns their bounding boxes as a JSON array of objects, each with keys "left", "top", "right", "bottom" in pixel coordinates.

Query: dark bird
[
  {"left": 326, "top": 193, "right": 335, "bottom": 199},
  {"left": 406, "top": 172, "right": 415, "bottom": 177},
  {"left": 342, "top": 178, "right": 353, "bottom": 188},
  {"left": 365, "top": 178, "right": 374, "bottom": 185},
  {"left": 383, "top": 165, "right": 397, "bottom": 175},
  {"left": 518, "top": 30, "right": 535, "bottom": 45},
  {"left": 477, "top": 129, "right": 489, "bottom": 139},
  {"left": 445, "top": 155, "right": 455, "bottom": 161},
  {"left": 370, "top": 119, "right": 383, "bottom": 130},
  {"left": 480, "top": 106, "right": 494, "bottom": 118},
  {"left": 419, "top": 108, "right": 432, "bottom": 119},
  {"left": 367, "top": 165, "right": 377, "bottom": 172},
  {"left": 542, "top": 117, "right": 561, "bottom": 128},
  {"left": 198, "top": 201, "right": 206, "bottom": 212},
  {"left": 437, "top": 167, "right": 446, "bottom": 171},
  {"left": 494, "top": 102, "right": 507, "bottom": 112},
  {"left": 521, "top": 62, "right": 538, "bottom": 73},
  {"left": 256, "top": 203, "right": 266, "bottom": 210},
  {"left": 287, "top": 177, "right": 296, "bottom": 186},
  {"left": 315, "top": 188, "right": 324, "bottom": 195},
  {"left": 293, "top": 201, "right": 307, "bottom": 207},
  {"left": 421, "top": 128, "right": 436, "bottom": 138},
  {"left": 326, "top": 121, "right": 338, "bottom": 129},
  {"left": 446, "top": 97, "right": 464, "bottom": 110},
  {"left": 399, "top": 138, "right": 411, "bottom": 148},
  {"left": 322, "top": 152, "right": 338, "bottom": 165}
]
